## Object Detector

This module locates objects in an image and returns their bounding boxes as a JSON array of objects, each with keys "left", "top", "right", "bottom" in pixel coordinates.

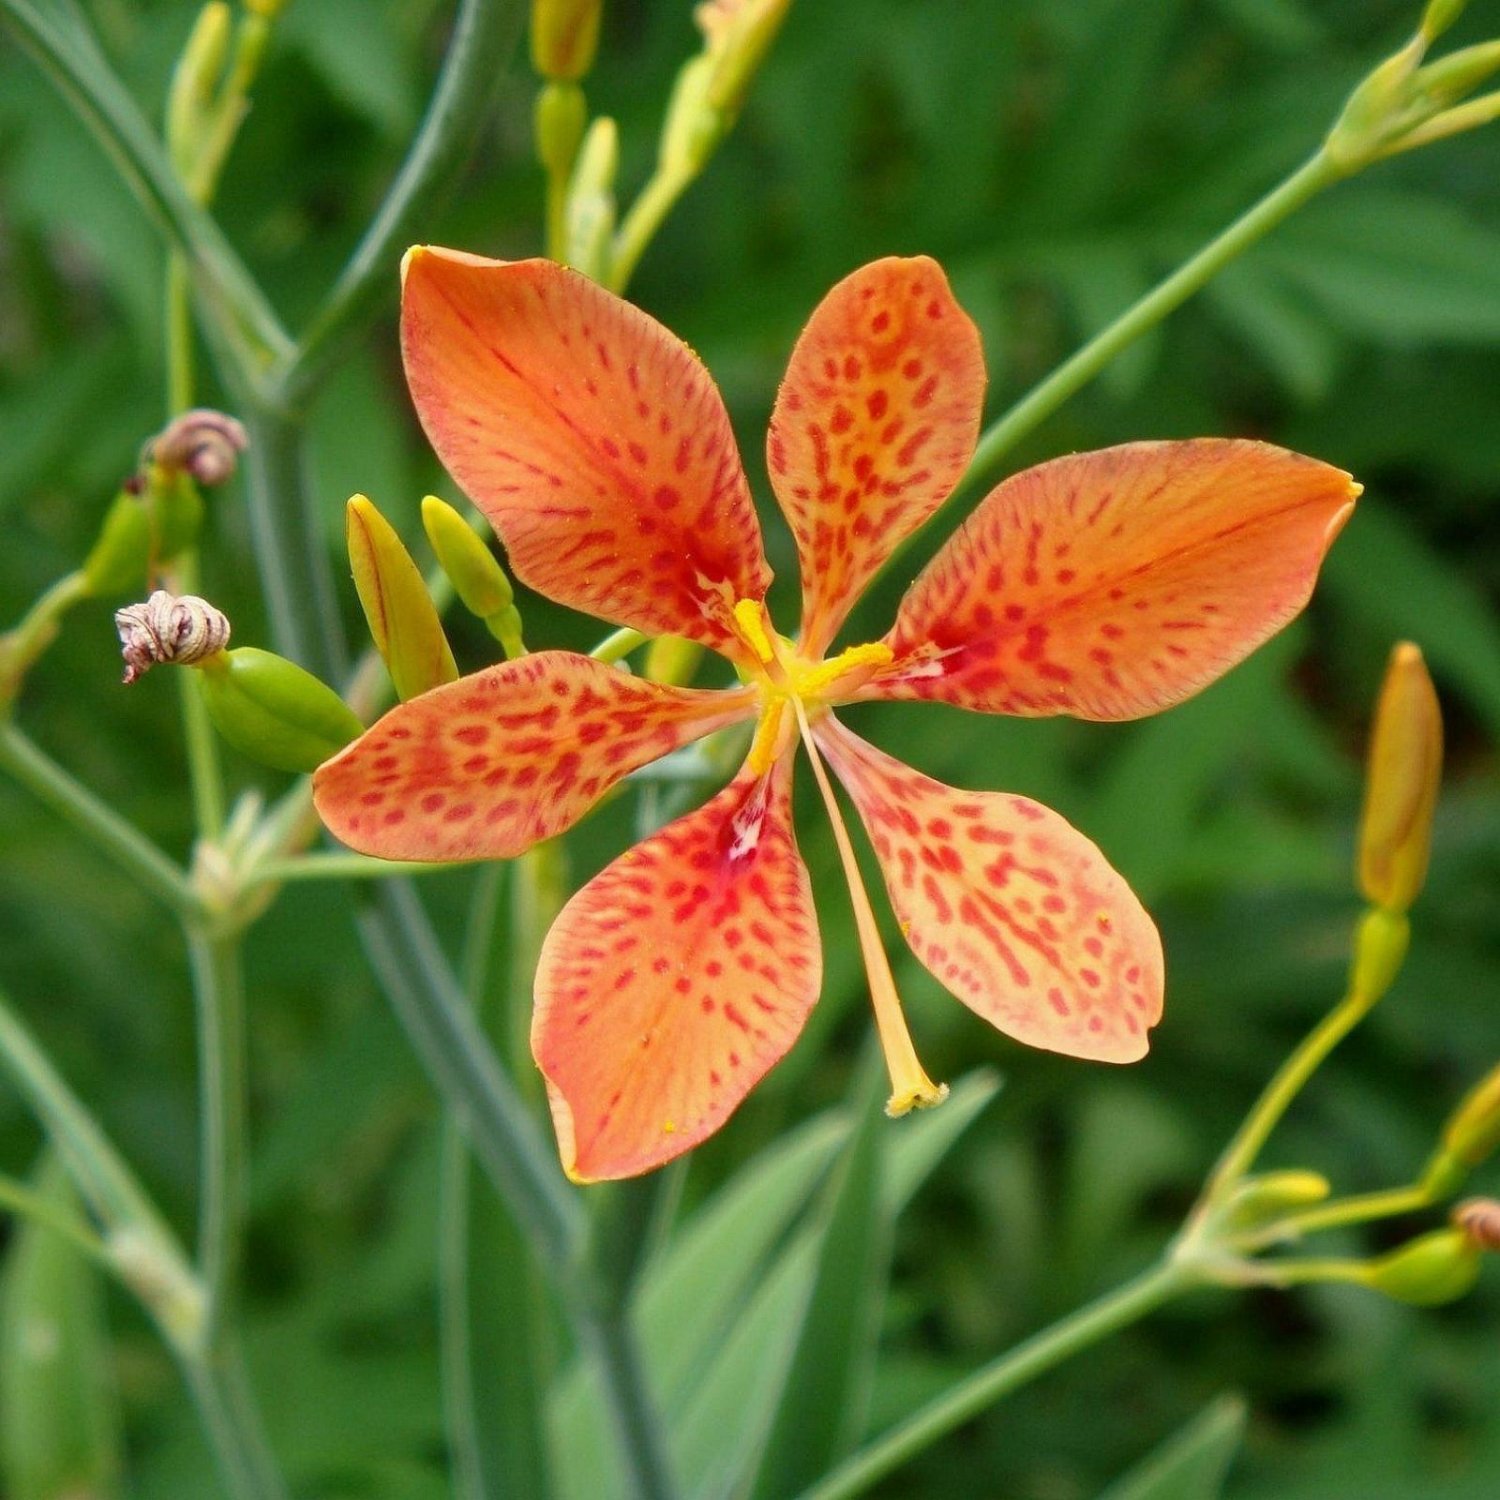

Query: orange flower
[{"left": 315, "top": 251, "right": 1358, "bottom": 1181}]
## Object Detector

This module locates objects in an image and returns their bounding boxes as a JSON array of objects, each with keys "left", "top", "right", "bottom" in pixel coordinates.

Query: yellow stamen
[
  {"left": 788, "top": 694, "right": 948, "bottom": 1118},
  {"left": 794, "top": 641, "right": 894, "bottom": 700},
  {"left": 732, "top": 597, "right": 776, "bottom": 664},
  {"left": 746, "top": 700, "right": 788, "bottom": 776}
]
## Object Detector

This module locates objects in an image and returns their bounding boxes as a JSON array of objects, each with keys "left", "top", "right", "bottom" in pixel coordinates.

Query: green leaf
[
  {"left": 1095, "top": 1394, "right": 1247, "bottom": 1500},
  {"left": 748, "top": 1072, "right": 889, "bottom": 1500},
  {"left": 0, "top": 1152, "right": 122, "bottom": 1500}
]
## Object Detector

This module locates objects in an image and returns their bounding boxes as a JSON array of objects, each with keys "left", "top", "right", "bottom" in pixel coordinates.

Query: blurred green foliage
[{"left": 1, "top": 0, "right": 1499, "bottom": 1496}]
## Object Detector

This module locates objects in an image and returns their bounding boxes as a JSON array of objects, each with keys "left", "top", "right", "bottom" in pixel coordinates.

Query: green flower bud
[
  {"left": 695, "top": 0, "right": 793, "bottom": 119},
  {"left": 1415, "top": 39, "right": 1500, "bottom": 110},
  {"left": 1358, "top": 643, "right": 1442, "bottom": 913},
  {"left": 1348, "top": 907, "right": 1410, "bottom": 1011},
  {"left": 420, "top": 496, "right": 526, "bottom": 658},
  {"left": 644, "top": 634, "right": 704, "bottom": 687},
  {"left": 659, "top": 53, "right": 726, "bottom": 180},
  {"left": 81, "top": 491, "right": 153, "bottom": 596},
  {"left": 1366, "top": 1226, "right": 1482, "bottom": 1307},
  {"left": 531, "top": 0, "right": 602, "bottom": 82},
  {"left": 198, "top": 648, "right": 363, "bottom": 773},
  {"left": 1222, "top": 1170, "right": 1333, "bottom": 1232},
  {"left": 1440, "top": 1061, "right": 1500, "bottom": 1169},
  {"left": 347, "top": 495, "right": 458, "bottom": 702},
  {"left": 167, "top": 3, "right": 232, "bottom": 177},
  {"left": 566, "top": 116, "right": 619, "bottom": 278},
  {"left": 1422, "top": 0, "right": 1469, "bottom": 42},
  {"left": 536, "top": 81, "right": 588, "bottom": 178}
]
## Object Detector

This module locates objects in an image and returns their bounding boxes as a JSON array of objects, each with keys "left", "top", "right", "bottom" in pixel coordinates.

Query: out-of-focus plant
[{"left": 0, "top": 1, "right": 1497, "bottom": 1496}]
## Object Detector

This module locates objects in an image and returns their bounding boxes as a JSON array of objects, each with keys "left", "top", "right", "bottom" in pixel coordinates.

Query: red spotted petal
[
  {"left": 313, "top": 652, "right": 755, "bottom": 861},
  {"left": 533, "top": 756, "right": 820, "bottom": 1181},
  {"left": 872, "top": 439, "right": 1358, "bottom": 720},
  {"left": 402, "top": 249, "right": 772, "bottom": 659},
  {"left": 767, "top": 257, "right": 985, "bottom": 657},
  {"left": 815, "top": 717, "right": 1162, "bottom": 1063}
]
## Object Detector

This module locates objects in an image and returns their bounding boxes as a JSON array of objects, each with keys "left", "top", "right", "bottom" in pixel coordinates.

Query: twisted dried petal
[
  {"left": 150, "top": 408, "right": 248, "bottom": 486},
  {"left": 401, "top": 249, "right": 771, "bottom": 661},
  {"left": 872, "top": 440, "right": 1358, "bottom": 720},
  {"left": 767, "top": 257, "right": 984, "bottom": 656},
  {"left": 533, "top": 755, "right": 820, "bottom": 1181},
  {"left": 313, "top": 652, "right": 755, "bottom": 861},
  {"left": 815, "top": 717, "right": 1162, "bottom": 1062},
  {"left": 115, "top": 590, "right": 230, "bottom": 683}
]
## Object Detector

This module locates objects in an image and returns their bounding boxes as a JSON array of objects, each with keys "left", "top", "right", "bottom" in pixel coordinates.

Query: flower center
[{"left": 732, "top": 598, "right": 894, "bottom": 774}]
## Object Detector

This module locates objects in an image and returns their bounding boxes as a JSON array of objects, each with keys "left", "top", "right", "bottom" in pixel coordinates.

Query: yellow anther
[
  {"left": 793, "top": 641, "right": 894, "bottom": 699},
  {"left": 732, "top": 598, "right": 776, "bottom": 664},
  {"left": 746, "top": 700, "right": 787, "bottom": 776}
]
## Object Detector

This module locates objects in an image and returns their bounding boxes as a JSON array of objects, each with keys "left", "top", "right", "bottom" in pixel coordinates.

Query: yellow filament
[
  {"left": 788, "top": 695, "right": 948, "bottom": 1118},
  {"left": 746, "top": 700, "right": 787, "bottom": 776},
  {"left": 732, "top": 598, "right": 776, "bottom": 664},
  {"left": 793, "top": 641, "right": 894, "bottom": 700}
]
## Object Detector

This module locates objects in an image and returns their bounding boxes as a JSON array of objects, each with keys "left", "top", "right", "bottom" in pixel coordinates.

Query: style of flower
[{"left": 314, "top": 249, "right": 1359, "bottom": 1182}]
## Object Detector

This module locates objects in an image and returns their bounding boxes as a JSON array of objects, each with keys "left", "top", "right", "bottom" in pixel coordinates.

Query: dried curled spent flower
[
  {"left": 1454, "top": 1198, "right": 1500, "bottom": 1251},
  {"left": 149, "top": 408, "right": 249, "bottom": 487},
  {"left": 115, "top": 590, "right": 230, "bottom": 684},
  {"left": 317, "top": 249, "right": 1359, "bottom": 1181}
]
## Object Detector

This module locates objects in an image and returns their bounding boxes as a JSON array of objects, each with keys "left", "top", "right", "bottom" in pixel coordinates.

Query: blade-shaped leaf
[{"left": 1096, "top": 1394, "right": 1247, "bottom": 1500}]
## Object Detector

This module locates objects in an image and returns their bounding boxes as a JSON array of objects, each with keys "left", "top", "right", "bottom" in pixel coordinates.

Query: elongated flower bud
[
  {"left": 1440, "top": 1061, "right": 1500, "bottom": 1168},
  {"left": 695, "top": 0, "right": 792, "bottom": 118},
  {"left": 1366, "top": 1226, "right": 1482, "bottom": 1306},
  {"left": 347, "top": 495, "right": 458, "bottom": 702},
  {"left": 536, "top": 81, "right": 588, "bottom": 178},
  {"left": 1358, "top": 643, "right": 1441, "bottom": 913},
  {"left": 115, "top": 591, "right": 231, "bottom": 684},
  {"left": 198, "top": 648, "right": 363, "bottom": 773},
  {"left": 532, "top": 0, "right": 602, "bottom": 82},
  {"left": 1422, "top": 0, "right": 1469, "bottom": 42},
  {"left": 1221, "top": 1170, "right": 1332, "bottom": 1232},
  {"left": 420, "top": 496, "right": 526, "bottom": 658}
]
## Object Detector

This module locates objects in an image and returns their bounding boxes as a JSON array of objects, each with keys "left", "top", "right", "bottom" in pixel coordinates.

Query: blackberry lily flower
[{"left": 314, "top": 251, "right": 1358, "bottom": 1181}]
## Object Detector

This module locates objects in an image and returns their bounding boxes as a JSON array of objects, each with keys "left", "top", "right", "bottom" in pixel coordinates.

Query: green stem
[
  {"left": 583, "top": 1309, "right": 682, "bottom": 1500},
  {"left": 273, "top": 0, "right": 526, "bottom": 408},
  {"left": 251, "top": 852, "right": 447, "bottom": 884},
  {"left": 0, "top": 0, "right": 289, "bottom": 378},
  {"left": 796, "top": 1261, "right": 1196, "bottom": 1500},
  {"left": 1202, "top": 985, "right": 1371, "bottom": 1208},
  {"left": 0, "top": 1170, "right": 109, "bottom": 1263},
  {"left": 964, "top": 150, "right": 1345, "bottom": 486},
  {"left": 609, "top": 168, "right": 693, "bottom": 294},
  {"left": 590, "top": 626, "right": 649, "bottom": 664},
  {"left": 180, "top": 1343, "right": 289, "bottom": 1500},
  {"left": 185, "top": 930, "right": 249, "bottom": 1344},
  {"left": 1242, "top": 1183, "right": 1435, "bottom": 1252},
  {"left": 0, "top": 720, "right": 199, "bottom": 918}
]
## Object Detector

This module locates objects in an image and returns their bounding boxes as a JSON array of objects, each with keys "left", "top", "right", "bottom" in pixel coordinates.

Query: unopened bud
[
  {"left": 198, "top": 648, "right": 364, "bottom": 773},
  {"left": 167, "top": 3, "right": 232, "bottom": 175},
  {"left": 1422, "top": 0, "right": 1469, "bottom": 42},
  {"left": 1358, "top": 644, "right": 1442, "bottom": 913},
  {"left": 531, "top": 0, "right": 602, "bottom": 82},
  {"left": 1440, "top": 1061, "right": 1500, "bottom": 1168},
  {"left": 536, "top": 81, "right": 588, "bottom": 178},
  {"left": 566, "top": 116, "right": 619, "bottom": 277},
  {"left": 1415, "top": 39, "right": 1500, "bottom": 110},
  {"left": 1453, "top": 1198, "right": 1500, "bottom": 1252},
  {"left": 347, "top": 495, "right": 458, "bottom": 702},
  {"left": 659, "top": 54, "right": 725, "bottom": 179},
  {"left": 1222, "top": 1170, "right": 1332, "bottom": 1232},
  {"left": 1326, "top": 38, "right": 1426, "bottom": 169},
  {"left": 1366, "top": 1226, "right": 1481, "bottom": 1306},
  {"left": 150, "top": 408, "right": 248, "bottom": 487},
  {"left": 420, "top": 496, "right": 526, "bottom": 658},
  {"left": 644, "top": 635, "right": 704, "bottom": 687},
  {"left": 1348, "top": 907, "right": 1410, "bottom": 1010},
  {"left": 694, "top": 0, "right": 792, "bottom": 118},
  {"left": 115, "top": 591, "right": 230, "bottom": 684}
]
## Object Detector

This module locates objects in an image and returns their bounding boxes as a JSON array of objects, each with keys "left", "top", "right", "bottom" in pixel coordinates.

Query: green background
[{"left": 2, "top": 0, "right": 1499, "bottom": 1495}]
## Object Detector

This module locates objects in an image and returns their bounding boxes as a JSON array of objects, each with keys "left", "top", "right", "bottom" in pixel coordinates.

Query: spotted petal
[
  {"left": 816, "top": 716, "right": 1162, "bottom": 1062},
  {"left": 767, "top": 257, "right": 984, "bottom": 657},
  {"left": 402, "top": 249, "right": 772, "bottom": 660},
  {"left": 313, "top": 653, "right": 756, "bottom": 861},
  {"left": 872, "top": 439, "right": 1358, "bottom": 719},
  {"left": 533, "top": 756, "right": 820, "bottom": 1181}
]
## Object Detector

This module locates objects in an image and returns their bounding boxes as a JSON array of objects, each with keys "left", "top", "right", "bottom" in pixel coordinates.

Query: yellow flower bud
[
  {"left": 421, "top": 495, "right": 527, "bottom": 658},
  {"left": 531, "top": 0, "right": 602, "bottom": 83},
  {"left": 1221, "top": 1170, "right": 1332, "bottom": 1232},
  {"left": 1422, "top": 0, "right": 1469, "bottom": 42},
  {"left": 1366, "top": 1226, "right": 1482, "bottom": 1307},
  {"left": 167, "top": 3, "right": 232, "bottom": 176},
  {"left": 694, "top": 0, "right": 793, "bottom": 119},
  {"left": 1440, "top": 1061, "right": 1500, "bottom": 1169},
  {"left": 1357, "top": 642, "right": 1441, "bottom": 913},
  {"left": 198, "top": 648, "right": 363, "bottom": 773},
  {"left": 347, "top": 495, "right": 459, "bottom": 702}
]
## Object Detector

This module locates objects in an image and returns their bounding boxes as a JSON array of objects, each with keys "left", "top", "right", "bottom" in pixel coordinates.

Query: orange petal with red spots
[
  {"left": 402, "top": 248, "right": 772, "bottom": 660},
  {"left": 766, "top": 257, "right": 984, "bottom": 657},
  {"left": 815, "top": 717, "right": 1162, "bottom": 1063},
  {"left": 533, "top": 756, "right": 820, "bottom": 1181},
  {"left": 872, "top": 439, "right": 1358, "bottom": 720},
  {"left": 313, "top": 652, "right": 756, "bottom": 861}
]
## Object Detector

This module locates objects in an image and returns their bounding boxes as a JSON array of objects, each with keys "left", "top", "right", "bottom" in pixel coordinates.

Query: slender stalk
[
  {"left": 583, "top": 1309, "right": 683, "bottom": 1500},
  {"left": 964, "top": 151, "right": 1345, "bottom": 486},
  {"left": 185, "top": 930, "right": 249, "bottom": 1343},
  {"left": 0, "top": 1171, "right": 109, "bottom": 1263},
  {"left": 1241, "top": 1183, "right": 1434, "bottom": 1252},
  {"left": 251, "top": 852, "right": 448, "bottom": 884},
  {"left": 794, "top": 1261, "right": 1196, "bottom": 1500},
  {"left": 1201, "top": 987, "right": 1370, "bottom": 1208},
  {"left": 167, "top": 553, "right": 228, "bottom": 840},
  {"left": 0, "top": 719, "right": 199, "bottom": 918},
  {"left": 0, "top": 0, "right": 289, "bottom": 376},
  {"left": 274, "top": 0, "right": 527, "bottom": 408},
  {"left": 610, "top": 169, "right": 693, "bottom": 294},
  {"left": 590, "top": 626, "right": 649, "bottom": 664},
  {"left": 180, "top": 1345, "right": 289, "bottom": 1500}
]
